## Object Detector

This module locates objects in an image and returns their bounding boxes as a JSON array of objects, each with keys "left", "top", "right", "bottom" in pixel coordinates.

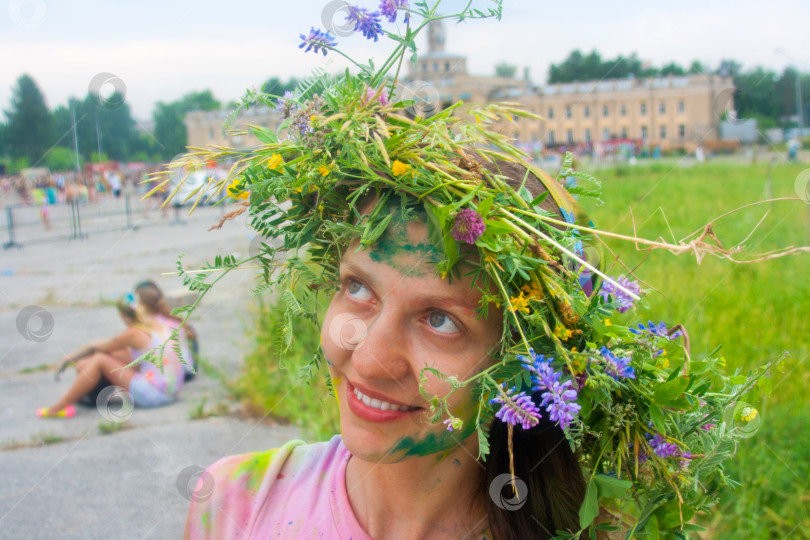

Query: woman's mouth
[{"left": 347, "top": 381, "right": 421, "bottom": 422}]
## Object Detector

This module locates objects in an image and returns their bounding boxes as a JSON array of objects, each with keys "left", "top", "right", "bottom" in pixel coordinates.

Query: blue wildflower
[
  {"left": 598, "top": 346, "right": 635, "bottom": 380},
  {"left": 298, "top": 27, "right": 337, "bottom": 55},
  {"left": 346, "top": 6, "right": 384, "bottom": 41},
  {"left": 630, "top": 321, "right": 684, "bottom": 340},
  {"left": 275, "top": 91, "right": 297, "bottom": 118},
  {"left": 490, "top": 385, "right": 541, "bottom": 430},
  {"left": 520, "top": 349, "right": 580, "bottom": 430},
  {"left": 599, "top": 275, "right": 642, "bottom": 313},
  {"left": 379, "top": 0, "right": 409, "bottom": 23}
]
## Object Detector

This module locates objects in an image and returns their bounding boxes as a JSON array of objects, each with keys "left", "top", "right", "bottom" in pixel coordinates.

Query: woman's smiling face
[{"left": 321, "top": 205, "right": 503, "bottom": 463}]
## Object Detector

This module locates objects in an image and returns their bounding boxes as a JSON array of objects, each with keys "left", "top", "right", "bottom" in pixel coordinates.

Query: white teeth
[{"left": 353, "top": 387, "right": 414, "bottom": 412}]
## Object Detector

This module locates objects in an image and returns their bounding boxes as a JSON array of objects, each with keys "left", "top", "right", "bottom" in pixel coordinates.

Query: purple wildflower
[
  {"left": 299, "top": 27, "right": 337, "bottom": 56},
  {"left": 490, "top": 385, "right": 541, "bottom": 430},
  {"left": 597, "top": 346, "right": 635, "bottom": 380},
  {"left": 520, "top": 349, "right": 580, "bottom": 430},
  {"left": 346, "top": 6, "right": 384, "bottom": 41},
  {"left": 649, "top": 434, "right": 679, "bottom": 458},
  {"left": 599, "top": 275, "right": 642, "bottom": 313},
  {"left": 275, "top": 91, "right": 297, "bottom": 118},
  {"left": 379, "top": 0, "right": 409, "bottom": 23},
  {"left": 365, "top": 86, "right": 390, "bottom": 106},
  {"left": 451, "top": 208, "right": 486, "bottom": 244}
]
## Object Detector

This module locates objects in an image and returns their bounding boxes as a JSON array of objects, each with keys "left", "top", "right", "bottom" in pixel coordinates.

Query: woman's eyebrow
[{"left": 340, "top": 259, "right": 378, "bottom": 288}]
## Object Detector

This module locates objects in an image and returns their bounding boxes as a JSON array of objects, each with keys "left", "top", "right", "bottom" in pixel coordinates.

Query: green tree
[
  {"left": 4, "top": 74, "right": 54, "bottom": 164},
  {"left": 152, "top": 90, "right": 221, "bottom": 160},
  {"left": 45, "top": 146, "right": 79, "bottom": 171},
  {"left": 261, "top": 77, "right": 300, "bottom": 96},
  {"left": 494, "top": 62, "right": 517, "bottom": 78}
]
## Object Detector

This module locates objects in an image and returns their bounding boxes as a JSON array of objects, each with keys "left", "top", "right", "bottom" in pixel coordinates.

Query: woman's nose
[{"left": 343, "top": 306, "right": 412, "bottom": 382}]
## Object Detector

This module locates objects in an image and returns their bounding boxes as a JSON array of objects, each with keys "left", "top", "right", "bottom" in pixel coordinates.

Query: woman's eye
[
  {"left": 346, "top": 279, "right": 372, "bottom": 301},
  {"left": 427, "top": 311, "right": 460, "bottom": 334}
]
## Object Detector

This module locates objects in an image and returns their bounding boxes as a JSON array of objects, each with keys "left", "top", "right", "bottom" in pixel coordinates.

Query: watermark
[
  {"left": 633, "top": 8, "right": 673, "bottom": 46},
  {"left": 712, "top": 88, "right": 751, "bottom": 126},
  {"left": 16, "top": 305, "right": 54, "bottom": 342},
  {"left": 398, "top": 80, "right": 440, "bottom": 118},
  {"left": 321, "top": 0, "right": 354, "bottom": 37},
  {"left": 489, "top": 473, "right": 528, "bottom": 511},
  {"left": 8, "top": 0, "right": 46, "bottom": 29},
  {"left": 249, "top": 235, "right": 271, "bottom": 259},
  {"left": 722, "top": 400, "right": 761, "bottom": 438},
  {"left": 327, "top": 312, "right": 368, "bottom": 350},
  {"left": 795, "top": 169, "right": 810, "bottom": 203},
  {"left": 96, "top": 385, "right": 135, "bottom": 423},
  {"left": 176, "top": 465, "right": 215, "bottom": 503},
  {"left": 88, "top": 72, "right": 127, "bottom": 110}
]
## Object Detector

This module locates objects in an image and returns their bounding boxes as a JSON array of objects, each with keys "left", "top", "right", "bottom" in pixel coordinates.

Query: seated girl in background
[{"left": 38, "top": 294, "right": 184, "bottom": 418}]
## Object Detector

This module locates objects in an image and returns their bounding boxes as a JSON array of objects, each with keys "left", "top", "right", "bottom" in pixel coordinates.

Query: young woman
[
  {"left": 184, "top": 168, "right": 585, "bottom": 539},
  {"left": 135, "top": 280, "right": 199, "bottom": 381},
  {"left": 38, "top": 295, "right": 185, "bottom": 417}
]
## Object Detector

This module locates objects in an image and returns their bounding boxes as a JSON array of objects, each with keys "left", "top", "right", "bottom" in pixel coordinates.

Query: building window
[
  {"left": 621, "top": 104, "right": 627, "bottom": 116},
  {"left": 678, "top": 101, "right": 685, "bottom": 113},
  {"left": 445, "top": 62, "right": 450, "bottom": 72},
  {"left": 209, "top": 128, "right": 214, "bottom": 140},
  {"left": 422, "top": 63, "right": 427, "bottom": 73},
  {"left": 641, "top": 126, "right": 648, "bottom": 140},
  {"left": 567, "top": 129, "right": 574, "bottom": 144},
  {"left": 621, "top": 126, "right": 628, "bottom": 138},
  {"left": 548, "top": 130, "right": 555, "bottom": 145},
  {"left": 584, "top": 128, "right": 591, "bottom": 143},
  {"left": 603, "top": 105, "right": 609, "bottom": 117},
  {"left": 659, "top": 102, "right": 666, "bottom": 114},
  {"left": 660, "top": 125, "right": 667, "bottom": 139},
  {"left": 584, "top": 106, "right": 590, "bottom": 118},
  {"left": 566, "top": 106, "right": 572, "bottom": 118},
  {"left": 458, "top": 92, "right": 472, "bottom": 100},
  {"left": 641, "top": 102, "right": 647, "bottom": 115},
  {"left": 602, "top": 128, "right": 610, "bottom": 141},
  {"left": 678, "top": 124, "right": 686, "bottom": 138},
  {"left": 548, "top": 107, "right": 554, "bottom": 119}
]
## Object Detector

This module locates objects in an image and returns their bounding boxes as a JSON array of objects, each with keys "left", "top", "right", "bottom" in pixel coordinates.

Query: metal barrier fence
[{"left": 1, "top": 191, "right": 226, "bottom": 249}]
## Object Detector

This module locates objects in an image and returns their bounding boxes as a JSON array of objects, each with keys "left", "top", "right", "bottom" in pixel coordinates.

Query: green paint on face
[
  {"left": 389, "top": 415, "right": 478, "bottom": 459},
  {"left": 367, "top": 203, "right": 441, "bottom": 277}
]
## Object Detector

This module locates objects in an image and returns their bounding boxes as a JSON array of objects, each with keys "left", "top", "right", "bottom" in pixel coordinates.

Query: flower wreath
[{"left": 148, "top": 2, "right": 790, "bottom": 538}]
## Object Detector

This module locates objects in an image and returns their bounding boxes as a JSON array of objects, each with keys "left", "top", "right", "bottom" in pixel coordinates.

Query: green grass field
[{"left": 234, "top": 160, "right": 809, "bottom": 539}]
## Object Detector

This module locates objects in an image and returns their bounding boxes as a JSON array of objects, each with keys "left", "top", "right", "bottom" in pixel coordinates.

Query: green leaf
[
  {"left": 482, "top": 219, "right": 512, "bottom": 235},
  {"left": 653, "top": 377, "right": 689, "bottom": 405},
  {"left": 654, "top": 500, "right": 695, "bottom": 530},
  {"left": 649, "top": 403, "right": 666, "bottom": 432},
  {"left": 477, "top": 195, "right": 495, "bottom": 218},
  {"left": 529, "top": 191, "right": 548, "bottom": 208},
  {"left": 252, "top": 127, "right": 278, "bottom": 144},
  {"left": 643, "top": 515, "right": 660, "bottom": 540},
  {"left": 578, "top": 477, "right": 599, "bottom": 530},
  {"left": 593, "top": 474, "right": 632, "bottom": 499},
  {"left": 361, "top": 212, "right": 394, "bottom": 246}
]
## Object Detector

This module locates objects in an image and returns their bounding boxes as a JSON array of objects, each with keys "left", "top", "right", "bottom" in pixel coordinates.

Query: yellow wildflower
[
  {"left": 604, "top": 319, "right": 612, "bottom": 326},
  {"left": 227, "top": 178, "right": 248, "bottom": 200},
  {"left": 318, "top": 165, "right": 330, "bottom": 177},
  {"left": 392, "top": 160, "right": 411, "bottom": 176},
  {"left": 717, "top": 356, "right": 726, "bottom": 367},
  {"left": 521, "top": 282, "right": 544, "bottom": 300},
  {"left": 266, "top": 154, "right": 283, "bottom": 170},
  {"left": 740, "top": 406, "right": 758, "bottom": 422},
  {"left": 658, "top": 356, "right": 670, "bottom": 369},
  {"left": 554, "top": 323, "right": 574, "bottom": 341},
  {"left": 509, "top": 293, "right": 530, "bottom": 313}
]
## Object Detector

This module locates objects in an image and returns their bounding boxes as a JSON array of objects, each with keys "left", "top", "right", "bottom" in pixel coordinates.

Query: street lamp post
[{"left": 775, "top": 48, "right": 805, "bottom": 136}]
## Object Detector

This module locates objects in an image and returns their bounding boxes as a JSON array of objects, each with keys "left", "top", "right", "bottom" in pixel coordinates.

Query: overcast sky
[{"left": 2, "top": 0, "right": 809, "bottom": 121}]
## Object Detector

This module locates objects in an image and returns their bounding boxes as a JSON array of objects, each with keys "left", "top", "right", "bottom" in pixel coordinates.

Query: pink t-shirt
[{"left": 187, "top": 435, "right": 374, "bottom": 539}]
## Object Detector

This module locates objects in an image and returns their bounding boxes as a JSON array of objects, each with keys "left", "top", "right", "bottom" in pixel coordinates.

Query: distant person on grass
[{"left": 37, "top": 293, "right": 185, "bottom": 418}]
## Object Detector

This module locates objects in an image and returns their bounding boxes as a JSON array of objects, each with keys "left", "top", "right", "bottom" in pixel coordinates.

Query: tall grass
[
  {"left": 581, "top": 161, "right": 809, "bottom": 539},
  {"left": 234, "top": 161, "right": 809, "bottom": 538}
]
